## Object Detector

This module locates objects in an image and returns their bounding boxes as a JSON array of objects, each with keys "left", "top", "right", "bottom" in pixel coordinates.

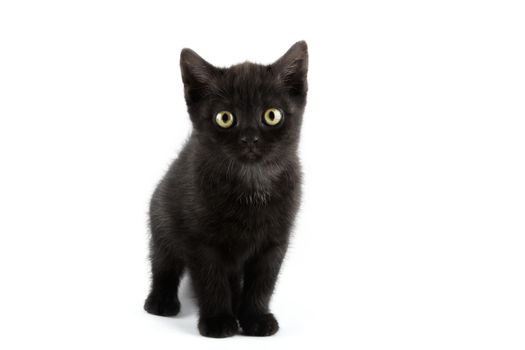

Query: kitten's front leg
[
  {"left": 187, "top": 249, "right": 239, "bottom": 338},
  {"left": 238, "top": 243, "right": 287, "bottom": 336}
]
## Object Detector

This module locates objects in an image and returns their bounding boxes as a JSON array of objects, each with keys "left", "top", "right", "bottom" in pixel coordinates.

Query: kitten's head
[{"left": 180, "top": 41, "right": 308, "bottom": 165}]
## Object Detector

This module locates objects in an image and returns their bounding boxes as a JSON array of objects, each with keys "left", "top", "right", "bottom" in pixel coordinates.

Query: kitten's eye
[
  {"left": 215, "top": 111, "right": 235, "bottom": 128},
  {"left": 263, "top": 108, "right": 283, "bottom": 126}
]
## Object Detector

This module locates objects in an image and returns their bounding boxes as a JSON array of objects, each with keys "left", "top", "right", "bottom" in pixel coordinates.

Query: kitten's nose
[{"left": 240, "top": 135, "right": 259, "bottom": 145}]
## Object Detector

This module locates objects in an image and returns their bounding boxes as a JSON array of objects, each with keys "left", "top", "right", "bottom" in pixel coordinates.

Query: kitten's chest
[
  {"left": 204, "top": 162, "right": 283, "bottom": 209},
  {"left": 210, "top": 200, "right": 284, "bottom": 257},
  {"left": 203, "top": 184, "right": 290, "bottom": 242},
  {"left": 196, "top": 160, "right": 299, "bottom": 243}
]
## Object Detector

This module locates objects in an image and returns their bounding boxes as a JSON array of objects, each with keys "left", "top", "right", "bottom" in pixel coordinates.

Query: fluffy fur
[{"left": 144, "top": 41, "right": 308, "bottom": 338}]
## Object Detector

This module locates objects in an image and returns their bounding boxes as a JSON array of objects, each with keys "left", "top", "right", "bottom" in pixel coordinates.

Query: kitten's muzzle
[{"left": 239, "top": 136, "right": 262, "bottom": 161}]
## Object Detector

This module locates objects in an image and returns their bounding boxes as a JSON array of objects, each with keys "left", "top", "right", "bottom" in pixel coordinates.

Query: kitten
[{"left": 144, "top": 41, "right": 308, "bottom": 338}]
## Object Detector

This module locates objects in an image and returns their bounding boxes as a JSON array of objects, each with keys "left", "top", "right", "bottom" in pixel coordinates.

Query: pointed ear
[
  {"left": 180, "top": 48, "right": 216, "bottom": 105},
  {"left": 272, "top": 41, "right": 308, "bottom": 96}
]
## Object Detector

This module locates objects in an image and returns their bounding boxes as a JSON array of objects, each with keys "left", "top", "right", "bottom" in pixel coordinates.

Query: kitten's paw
[
  {"left": 239, "top": 313, "right": 279, "bottom": 336},
  {"left": 198, "top": 314, "right": 238, "bottom": 338},
  {"left": 144, "top": 292, "right": 180, "bottom": 317}
]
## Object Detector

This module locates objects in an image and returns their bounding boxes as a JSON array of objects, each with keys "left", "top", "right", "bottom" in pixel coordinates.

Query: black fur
[{"left": 144, "top": 41, "right": 308, "bottom": 338}]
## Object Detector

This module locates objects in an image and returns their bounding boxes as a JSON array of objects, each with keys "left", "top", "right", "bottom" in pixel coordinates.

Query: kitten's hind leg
[{"left": 144, "top": 247, "right": 184, "bottom": 317}]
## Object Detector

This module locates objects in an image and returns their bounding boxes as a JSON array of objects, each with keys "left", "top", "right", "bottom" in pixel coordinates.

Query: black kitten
[{"left": 144, "top": 41, "right": 308, "bottom": 338}]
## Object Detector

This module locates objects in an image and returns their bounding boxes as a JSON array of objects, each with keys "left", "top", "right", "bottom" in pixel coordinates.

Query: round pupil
[
  {"left": 268, "top": 111, "right": 275, "bottom": 120},
  {"left": 221, "top": 113, "right": 229, "bottom": 122}
]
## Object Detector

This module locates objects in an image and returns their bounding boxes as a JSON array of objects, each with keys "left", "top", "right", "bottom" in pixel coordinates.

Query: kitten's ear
[
  {"left": 180, "top": 48, "right": 216, "bottom": 105},
  {"left": 272, "top": 41, "right": 309, "bottom": 96}
]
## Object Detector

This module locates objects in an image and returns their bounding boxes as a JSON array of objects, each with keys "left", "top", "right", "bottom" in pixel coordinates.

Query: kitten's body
[{"left": 145, "top": 42, "right": 308, "bottom": 338}]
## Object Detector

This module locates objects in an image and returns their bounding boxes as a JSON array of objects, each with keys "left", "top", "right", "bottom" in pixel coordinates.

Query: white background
[{"left": 1, "top": 1, "right": 524, "bottom": 349}]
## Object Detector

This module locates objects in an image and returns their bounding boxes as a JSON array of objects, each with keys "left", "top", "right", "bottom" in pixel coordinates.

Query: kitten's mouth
[{"left": 240, "top": 149, "right": 262, "bottom": 162}]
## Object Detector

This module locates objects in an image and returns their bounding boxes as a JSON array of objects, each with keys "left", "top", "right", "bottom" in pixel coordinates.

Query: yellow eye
[
  {"left": 263, "top": 108, "right": 283, "bottom": 126},
  {"left": 215, "top": 111, "right": 235, "bottom": 128}
]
